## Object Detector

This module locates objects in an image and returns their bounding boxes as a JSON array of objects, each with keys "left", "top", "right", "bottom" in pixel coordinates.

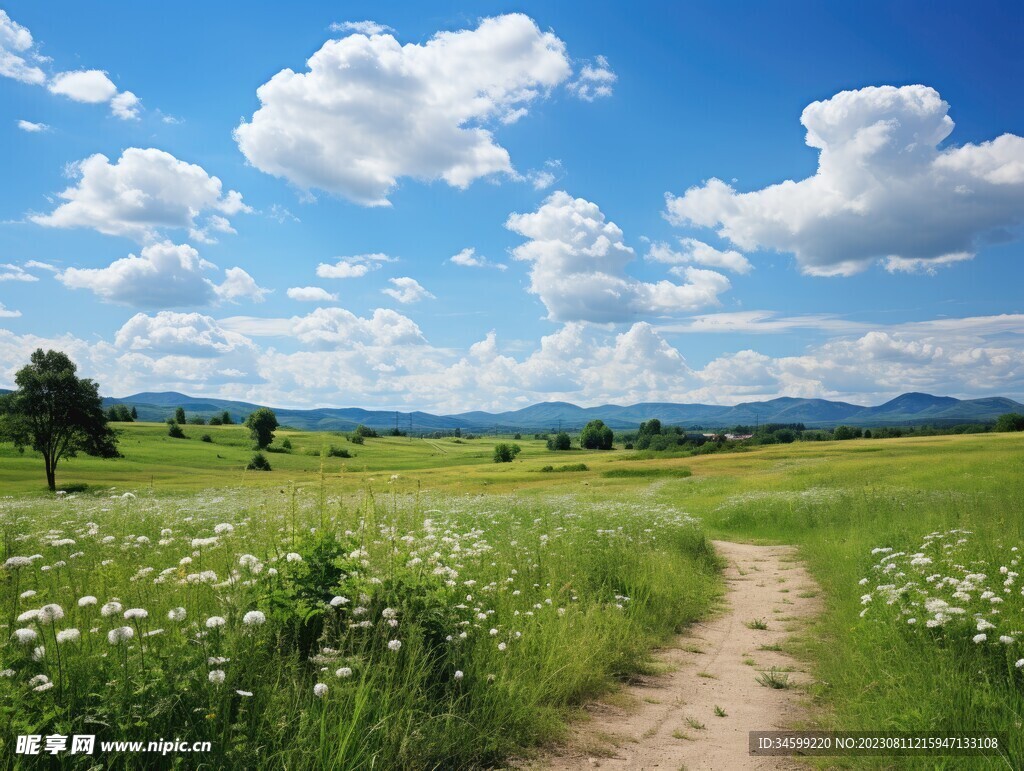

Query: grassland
[{"left": 2, "top": 425, "right": 1023, "bottom": 768}]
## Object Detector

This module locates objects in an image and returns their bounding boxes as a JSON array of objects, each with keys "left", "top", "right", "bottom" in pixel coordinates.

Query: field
[{"left": 2, "top": 425, "right": 1024, "bottom": 768}]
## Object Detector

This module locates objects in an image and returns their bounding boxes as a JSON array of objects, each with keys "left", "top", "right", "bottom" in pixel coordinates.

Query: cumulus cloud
[
  {"left": 382, "top": 277, "right": 434, "bottom": 304},
  {"left": 316, "top": 253, "right": 393, "bottom": 279},
  {"left": 449, "top": 247, "right": 507, "bottom": 270},
  {"left": 506, "top": 191, "right": 731, "bottom": 322},
  {"left": 109, "top": 90, "right": 141, "bottom": 120},
  {"left": 287, "top": 286, "right": 338, "bottom": 302},
  {"left": 214, "top": 267, "right": 269, "bottom": 304},
  {"left": 568, "top": 55, "right": 616, "bottom": 101},
  {"left": 291, "top": 307, "right": 426, "bottom": 348},
  {"left": 56, "top": 242, "right": 267, "bottom": 308},
  {"left": 0, "top": 9, "right": 46, "bottom": 85},
  {"left": 666, "top": 85, "right": 1024, "bottom": 276},
  {"left": 648, "top": 238, "right": 752, "bottom": 274},
  {"left": 32, "top": 148, "right": 249, "bottom": 242},
  {"left": 0, "top": 302, "right": 21, "bottom": 318},
  {"left": 17, "top": 119, "right": 49, "bottom": 132},
  {"left": 114, "top": 311, "right": 256, "bottom": 357},
  {"left": 234, "top": 14, "right": 574, "bottom": 205},
  {"left": 48, "top": 69, "right": 117, "bottom": 102}
]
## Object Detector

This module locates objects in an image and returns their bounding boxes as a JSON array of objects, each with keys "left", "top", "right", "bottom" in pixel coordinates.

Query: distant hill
[{"left": 98, "top": 390, "right": 1024, "bottom": 432}]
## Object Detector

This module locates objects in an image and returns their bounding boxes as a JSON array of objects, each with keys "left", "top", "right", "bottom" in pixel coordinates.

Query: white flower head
[
  {"left": 206, "top": 616, "right": 226, "bottom": 629},
  {"left": 12, "top": 628, "right": 38, "bottom": 645},
  {"left": 314, "top": 682, "right": 328, "bottom": 698},
  {"left": 454, "top": 670, "right": 464, "bottom": 681},
  {"left": 56, "top": 628, "right": 81, "bottom": 644},
  {"left": 335, "top": 667, "right": 353, "bottom": 678},
  {"left": 124, "top": 608, "right": 148, "bottom": 620},
  {"left": 107, "top": 626, "right": 134, "bottom": 645},
  {"left": 101, "top": 601, "right": 123, "bottom": 617},
  {"left": 39, "top": 604, "right": 65, "bottom": 623},
  {"left": 387, "top": 640, "right": 402, "bottom": 652},
  {"left": 242, "top": 610, "right": 266, "bottom": 626},
  {"left": 168, "top": 607, "right": 187, "bottom": 622},
  {"left": 78, "top": 595, "right": 98, "bottom": 607},
  {"left": 209, "top": 669, "right": 226, "bottom": 684}
]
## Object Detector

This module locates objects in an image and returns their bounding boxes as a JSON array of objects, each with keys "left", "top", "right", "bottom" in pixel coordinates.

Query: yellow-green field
[{"left": 2, "top": 427, "right": 1024, "bottom": 768}]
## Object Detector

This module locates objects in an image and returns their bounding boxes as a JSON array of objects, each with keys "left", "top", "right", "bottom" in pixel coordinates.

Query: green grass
[{"left": 4, "top": 424, "right": 1024, "bottom": 768}]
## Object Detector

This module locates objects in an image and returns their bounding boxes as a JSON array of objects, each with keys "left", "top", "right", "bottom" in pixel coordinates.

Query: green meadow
[{"left": 2, "top": 424, "right": 1023, "bottom": 767}]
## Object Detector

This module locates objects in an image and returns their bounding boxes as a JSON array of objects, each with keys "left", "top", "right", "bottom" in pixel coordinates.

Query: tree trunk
[{"left": 45, "top": 455, "right": 56, "bottom": 492}]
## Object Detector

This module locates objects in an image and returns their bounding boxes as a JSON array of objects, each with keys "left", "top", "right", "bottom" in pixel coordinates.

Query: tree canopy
[
  {"left": 580, "top": 419, "right": 614, "bottom": 450},
  {"left": 0, "top": 349, "right": 119, "bottom": 490},
  {"left": 245, "top": 407, "right": 279, "bottom": 449}
]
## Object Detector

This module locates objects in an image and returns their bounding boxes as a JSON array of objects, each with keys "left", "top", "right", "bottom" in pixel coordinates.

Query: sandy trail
[{"left": 536, "top": 540, "right": 821, "bottom": 770}]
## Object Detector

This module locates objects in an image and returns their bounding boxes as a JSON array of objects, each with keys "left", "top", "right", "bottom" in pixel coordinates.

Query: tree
[
  {"left": 0, "top": 349, "right": 119, "bottom": 491},
  {"left": 580, "top": 419, "right": 614, "bottom": 450},
  {"left": 638, "top": 418, "right": 662, "bottom": 436},
  {"left": 188, "top": 415, "right": 206, "bottom": 425},
  {"left": 221, "top": 410, "right": 233, "bottom": 425},
  {"left": 247, "top": 452, "right": 271, "bottom": 471},
  {"left": 994, "top": 413, "right": 1024, "bottom": 433},
  {"left": 354, "top": 424, "right": 379, "bottom": 438},
  {"left": 246, "top": 407, "right": 279, "bottom": 449},
  {"left": 167, "top": 419, "right": 186, "bottom": 439},
  {"left": 493, "top": 443, "right": 521, "bottom": 463},
  {"left": 106, "top": 404, "right": 134, "bottom": 422},
  {"left": 174, "top": 407, "right": 186, "bottom": 425},
  {"left": 546, "top": 432, "right": 572, "bottom": 451},
  {"left": 130, "top": 405, "right": 138, "bottom": 420}
]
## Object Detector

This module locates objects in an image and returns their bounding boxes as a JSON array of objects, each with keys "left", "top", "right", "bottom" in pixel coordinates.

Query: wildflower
[
  {"left": 381, "top": 608, "right": 398, "bottom": 620},
  {"left": 191, "top": 537, "right": 219, "bottom": 548},
  {"left": 1000, "top": 635, "right": 1014, "bottom": 644},
  {"left": 498, "top": 642, "right": 507, "bottom": 651},
  {"left": 3, "top": 556, "right": 33, "bottom": 569},
  {"left": 314, "top": 683, "right": 328, "bottom": 697},
  {"left": 242, "top": 611, "right": 266, "bottom": 626},
  {"left": 454, "top": 670, "right": 464, "bottom": 681},
  {"left": 20, "top": 589, "right": 37, "bottom": 599},
  {"left": 12, "top": 628, "right": 38, "bottom": 645},
  {"left": 108, "top": 626, "right": 134, "bottom": 645},
  {"left": 32, "top": 646, "right": 45, "bottom": 661},
  {"left": 17, "top": 609, "right": 40, "bottom": 623},
  {"left": 56, "top": 629, "right": 81, "bottom": 643},
  {"left": 28, "top": 674, "right": 49, "bottom": 687},
  {"left": 168, "top": 607, "right": 187, "bottom": 622},
  {"left": 387, "top": 640, "right": 402, "bottom": 652},
  {"left": 209, "top": 669, "right": 226, "bottom": 684},
  {"left": 973, "top": 633, "right": 987, "bottom": 644},
  {"left": 144, "top": 629, "right": 164, "bottom": 637},
  {"left": 330, "top": 596, "right": 349, "bottom": 607},
  {"left": 286, "top": 552, "right": 303, "bottom": 563},
  {"left": 214, "top": 523, "right": 234, "bottom": 534},
  {"left": 101, "top": 601, "right": 123, "bottom": 617},
  {"left": 489, "top": 628, "right": 498, "bottom": 636},
  {"left": 336, "top": 667, "right": 353, "bottom": 678},
  {"left": 206, "top": 616, "right": 226, "bottom": 628},
  {"left": 78, "top": 596, "right": 98, "bottom": 607},
  {"left": 124, "top": 608, "right": 148, "bottom": 620},
  {"left": 33, "top": 681, "right": 54, "bottom": 692},
  {"left": 1017, "top": 659, "right": 1024, "bottom": 669},
  {"left": 236, "top": 690, "right": 253, "bottom": 697},
  {"left": 38, "top": 604, "right": 64, "bottom": 623}
]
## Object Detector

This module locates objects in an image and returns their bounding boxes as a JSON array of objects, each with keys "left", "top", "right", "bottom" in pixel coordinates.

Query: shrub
[
  {"left": 546, "top": 432, "right": 572, "bottom": 451},
  {"left": 492, "top": 443, "right": 521, "bottom": 463},
  {"left": 326, "top": 445, "right": 351, "bottom": 458},
  {"left": 167, "top": 420, "right": 186, "bottom": 439},
  {"left": 200, "top": 434, "right": 212, "bottom": 443},
  {"left": 208, "top": 416, "right": 223, "bottom": 425},
  {"left": 281, "top": 437, "right": 293, "bottom": 450},
  {"left": 354, "top": 424, "right": 379, "bottom": 438},
  {"left": 513, "top": 433, "right": 522, "bottom": 440},
  {"left": 246, "top": 452, "right": 271, "bottom": 471},
  {"left": 349, "top": 434, "right": 365, "bottom": 445},
  {"left": 188, "top": 416, "right": 206, "bottom": 425},
  {"left": 540, "top": 463, "right": 589, "bottom": 473},
  {"left": 580, "top": 420, "right": 614, "bottom": 450}
]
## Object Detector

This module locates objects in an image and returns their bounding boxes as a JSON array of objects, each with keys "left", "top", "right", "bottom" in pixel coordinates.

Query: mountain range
[{"left": 91, "top": 391, "right": 1024, "bottom": 432}]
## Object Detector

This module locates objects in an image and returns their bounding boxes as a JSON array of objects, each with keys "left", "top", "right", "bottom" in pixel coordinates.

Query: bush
[
  {"left": 281, "top": 437, "right": 293, "bottom": 450},
  {"left": 354, "top": 424, "right": 379, "bottom": 438},
  {"left": 246, "top": 452, "right": 271, "bottom": 471},
  {"left": 188, "top": 416, "right": 206, "bottom": 425},
  {"left": 513, "top": 433, "right": 522, "bottom": 440},
  {"left": 493, "top": 443, "right": 521, "bottom": 463},
  {"left": 546, "top": 432, "right": 572, "bottom": 451},
  {"left": 580, "top": 419, "right": 614, "bottom": 450},
  {"left": 540, "top": 463, "right": 588, "bottom": 473},
  {"left": 167, "top": 420, "right": 186, "bottom": 439},
  {"left": 349, "top": 433, "right": 365, "bottom": 445},
  {"left": 208, "top": 416, "right": 223, "bottom": 425},
  {"left": 200, "top": 434, "right": 212, "bottom": 443},
  {"left": 995, "top": 413, "right": 1024, "bottom": 433},
  {"left": 326, "top": 445, "right": 351, "bottom": 458}
]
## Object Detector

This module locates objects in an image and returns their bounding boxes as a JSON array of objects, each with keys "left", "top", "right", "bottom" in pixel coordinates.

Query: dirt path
[{"left": 536, "top": 541, "right": 821, "bottom": 770}]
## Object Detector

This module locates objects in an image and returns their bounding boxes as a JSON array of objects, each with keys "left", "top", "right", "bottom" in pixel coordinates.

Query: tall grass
[{"left": 0, "top": 487, "right": 718, "bottom": 768}]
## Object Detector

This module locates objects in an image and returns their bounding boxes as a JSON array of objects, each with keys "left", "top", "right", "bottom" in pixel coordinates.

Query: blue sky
[{"left": 1, "top": 1, "right": 1022, "bottom": 410}]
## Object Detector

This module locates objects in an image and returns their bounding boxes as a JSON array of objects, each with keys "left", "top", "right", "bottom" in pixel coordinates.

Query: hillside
[{"left": 99, "top": 390, "right": 1024, "bottom": 432}]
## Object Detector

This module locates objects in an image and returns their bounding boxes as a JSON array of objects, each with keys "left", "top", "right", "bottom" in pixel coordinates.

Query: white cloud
[
  {"left": 0, "top": 263, "right": 39, "bottom": 282},
  {"left": 32, "top": 148, "right": 249, "bottom": 242},
  {"left": 234, "top": 14, "right": 573, "bottom": 205},
  {"left": 329, "top": 21, "right": 394, "bottom": 36},
  {"left": 568, "top": 55, "right": 616, "bottom": 101},
  {"left": 114, "top": 311, "right": 256, "bottom": 357},
  {"left": 0, "top": 302, "right": 21, "bottom": 318},
  {"left": 449, "top": 247, "right": 507, "bottom": 270},
  {"left": 215, "top": 267, "right": 269, "bottom": 304},
  {"left": 287, "top": 286, "right": 338, "bottom": 302},
  {"left": 24, "top": 260, "right": 57, "bottom": 272},
  {"left": 17, "top": 119, "right": 49, "bottom": 132},
  {"left": 48, "top": 69, "right": 117, "bottom": 103},
  {"left": 56, "top": 242, "right": 267, "bottom": 308},
  {"left": 648, "top": 238, "right": 753, "bottom": 275},
  {"left": 110, "top": 90, "right": 141, "bottom": 120},
  {"left": 506, "top": 191, "right": 731, "bottom": 322},
  {"left": 291, "top": 307, "right": 425, "bottom": 348},
  {"left": 382, "top": 276, "right": 434, "bottom": 304},
  {"left": 316, "top": 253, "right": 393, "bottom": 279},
  {"left": 666, "top": 85, "right": 1024, "bottom": 276},
  {"left": 0, "top": 9, "right": 46, "bottom": 85}
]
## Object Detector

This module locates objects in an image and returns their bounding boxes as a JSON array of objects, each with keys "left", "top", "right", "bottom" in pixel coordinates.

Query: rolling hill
[{"left": 96, "top": 390, "right": 1024, "bottom": 432}]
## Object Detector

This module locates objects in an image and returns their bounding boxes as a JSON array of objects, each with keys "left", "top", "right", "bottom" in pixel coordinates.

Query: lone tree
[
  {"left": 245, "top": 407, "right": 279, "bottom": 449},
  {"left": 174, "top": 406, "right": 186, "bottom": 424},
  {"left": 0, "top": 349, "right": 119, "bottom": 491},
  {"left": 546, "top": 431, "right": 572, "bottom": 451},
  {"left": 580, "top": 419, "right": 614, "bottom": 450}
]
